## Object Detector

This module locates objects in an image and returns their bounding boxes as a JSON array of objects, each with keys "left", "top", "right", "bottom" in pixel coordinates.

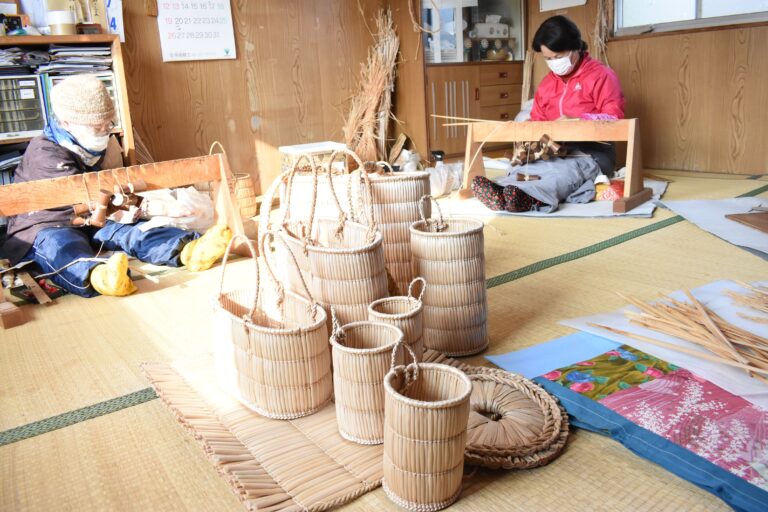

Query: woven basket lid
[{"left": 463, "top": 367, "right": 569, "bottom": 470}]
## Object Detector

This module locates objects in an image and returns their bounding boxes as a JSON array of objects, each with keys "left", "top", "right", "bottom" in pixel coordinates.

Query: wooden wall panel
[
  {"left": 525, "top": 0, "right": 768, "bottom": 174},
  {"left": 122, "top": 0, "right": 386, "bottom": 194}
]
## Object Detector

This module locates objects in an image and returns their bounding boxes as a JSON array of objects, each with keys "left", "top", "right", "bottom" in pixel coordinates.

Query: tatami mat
[{"left": 1, "top": 171, "right": 765, "bottom": 510}]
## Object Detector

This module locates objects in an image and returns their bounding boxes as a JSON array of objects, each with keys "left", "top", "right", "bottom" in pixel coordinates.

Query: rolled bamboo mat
[{"left": 142, "top": 358, "right": 383, "bottom": 512}]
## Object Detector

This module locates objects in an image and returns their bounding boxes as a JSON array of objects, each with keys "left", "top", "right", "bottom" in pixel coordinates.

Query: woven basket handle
[
  {"left": 325, "top": 148, "right": 366, "bottom": 222},
  {"left": 375, "top": 161, "right": 394, "bottom": 174},
  {"left": 390, "top": 338, "right": 420, "bottom": 390},
  {"left": 217, "top": 233, "right": 260, "bottom": 321},
  {"left": 329, "top": 306, "right": 344, "bottom": 342},
  {"left": 280, "top": 153, "right": 320, "bottom": 232},
  {"left": 407, "top": 277, "right": 426, "bottom": 302},
  {"left": 418, "top": 195, "right": 447, "bottom": 232},
  {"left": 261, "top": 230, "right": 320, "bottom": 321}
]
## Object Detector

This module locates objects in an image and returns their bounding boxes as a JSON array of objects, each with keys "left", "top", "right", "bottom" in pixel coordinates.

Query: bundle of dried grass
[
  {"left": 593, "top": 0, "right": 611, "bottom": 66},
  {"left": 343, "top": 9, "right": 399, "bottom": 163},
  {"left": 592, "top": 290, "right": 768, "bottom": 383}
]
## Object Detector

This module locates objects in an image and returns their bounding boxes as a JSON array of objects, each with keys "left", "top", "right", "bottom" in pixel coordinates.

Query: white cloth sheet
[{"left": 661, "top": 197, "right": 768, "bottom": 256}]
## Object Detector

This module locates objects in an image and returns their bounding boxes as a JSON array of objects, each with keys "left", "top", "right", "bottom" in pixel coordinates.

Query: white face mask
[
  {"left": 68, "top": 124, "right": 110, "bottom": 152},
  {"left": 546, "top": 51, "right": 574, "bottom": 76}
]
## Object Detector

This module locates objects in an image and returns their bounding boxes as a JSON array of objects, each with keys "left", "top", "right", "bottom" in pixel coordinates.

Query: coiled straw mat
[{"left": 422, "top": 350, "right": 570, "bottom": 470}]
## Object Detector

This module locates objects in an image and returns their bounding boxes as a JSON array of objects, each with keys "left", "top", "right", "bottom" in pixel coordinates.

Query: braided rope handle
[
  {"left": 417, "top": 195, "right": 447, "bottom": 232},
  {"left": 257, "top": 153, "right": 317, "bottom": 249},
  {"left": 261, "top": 230, "right": 319, "bottom": 321},
  {"left": 280, "top": 153, "right": 319, "bottom": 234},
  {"left": 390, "top": 337, "right": 420, "bottom": 392},
  {"left": 330, "top": 306, "right": 345, "bottom": 343},
  {"left": 407, "top": 277, "right": 426, "bottom": 302},
  {"left": 217, "top": 234, "right": 260, "bottom": 323}
]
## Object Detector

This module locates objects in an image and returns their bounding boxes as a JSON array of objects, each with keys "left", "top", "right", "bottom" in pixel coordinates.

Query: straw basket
[
  {"left": 276, "top": 149, "right": 431, "bottom": 296},
  {"left": 383, "top": 361, "right": 472, "bottom": 511},
  {"left": 409, "top": 196, "right": 488, "bottom": 356},
  {"left": 367, "top": 277, "right": 426, "bottom": 360},
  {"left": 212, "top": 233, "right": 332, "bottom": 420},
  {"left": 329, "top": 314, "right": 405, "bottom": 445},
  {"left": 232, "top": 172, "right": 258, "bottom": 219},
  {"left": 261, "top": 153, "right": 388, "bottom": 327}
]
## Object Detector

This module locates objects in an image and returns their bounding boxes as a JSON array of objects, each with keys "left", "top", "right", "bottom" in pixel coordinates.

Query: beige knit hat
[{"left": 51, "top": 75, "right": 116, "bottom": 126}]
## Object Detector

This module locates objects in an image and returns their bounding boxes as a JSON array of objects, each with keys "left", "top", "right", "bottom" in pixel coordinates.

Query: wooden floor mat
[{"left": 142, "top": 360, "right": 382, "bottom": 512}]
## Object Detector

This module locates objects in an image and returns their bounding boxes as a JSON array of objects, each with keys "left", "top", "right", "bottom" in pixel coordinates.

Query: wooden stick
[
  {"left": 589, "top": 323, "right": 768, "bottom": 377},
  {"left": 18, "top": 272, "right": 52, "bottom": 305}
]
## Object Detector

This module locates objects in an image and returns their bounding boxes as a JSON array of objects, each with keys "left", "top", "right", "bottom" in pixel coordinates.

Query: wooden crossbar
[
  {"left": 0, "top": 152, "right": 247, "bottom": 249},
  {"left": 459, "top": 118, "right": 652, "bottom": 213},
  {"left": 0, "top": 155, "right": 224, "bottom": 216}
]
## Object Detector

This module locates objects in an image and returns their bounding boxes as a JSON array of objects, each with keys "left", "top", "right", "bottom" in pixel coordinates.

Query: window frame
[{"left": 614, "top": 0, "right": 768, "bottom": 37}]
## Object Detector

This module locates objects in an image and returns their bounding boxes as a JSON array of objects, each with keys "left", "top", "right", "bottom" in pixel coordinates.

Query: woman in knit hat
[{"left": 2, "top": 75, "right": 231, "bottom": 297}]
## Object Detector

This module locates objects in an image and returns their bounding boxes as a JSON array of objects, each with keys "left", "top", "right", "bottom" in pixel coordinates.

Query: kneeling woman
[{"left": 472, "top": 15, "right": 625, "bottom": 212}]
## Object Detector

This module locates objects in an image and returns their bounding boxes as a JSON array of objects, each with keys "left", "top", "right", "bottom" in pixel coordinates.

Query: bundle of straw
[
  {"left": 343, "top": 8, "right": 399, "bottom": 163},
  {"left": 593, "top": 290, "right": 768, "bottom": 383},
  {"left": 728, "top": 283, "right": 768, "bottom": 324}
]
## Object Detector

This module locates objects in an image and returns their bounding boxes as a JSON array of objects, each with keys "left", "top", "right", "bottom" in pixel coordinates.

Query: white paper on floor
[
  {"left": 442, "top": 179, "right": 668, "bottom": 218},
  {"left": 561, "top": 280, "right": 768, "bottom": 410},
  {"left": 661, "top": 197, "right": 768, "bottom": 256}
]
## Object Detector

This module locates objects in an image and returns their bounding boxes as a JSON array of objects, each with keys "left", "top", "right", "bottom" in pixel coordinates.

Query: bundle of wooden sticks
[{"left": 592, "top": 287, "right": 768, "bottom": 382}]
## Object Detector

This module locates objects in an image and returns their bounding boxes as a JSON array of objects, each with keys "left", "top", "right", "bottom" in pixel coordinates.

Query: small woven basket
[
  {"left": 383, "top": 360, "right": 472, "bottom": 511},
  {"left": 232, "top": 172, "right": 258, "bottom": 219},
  {"left": 367, "top": 277, "right": 426, "bottom": 360},
  {"left": 212, "top": 234, "right": 332, "bottom": 420},
  {"left": 329, "top": 315, "right": 405, "bottom": 445},
  {"left": 410, "top": 196, "right": 488, "bottom": 356}
]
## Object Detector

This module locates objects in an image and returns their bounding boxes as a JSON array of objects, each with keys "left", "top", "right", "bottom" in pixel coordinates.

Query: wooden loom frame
[
  {"left": 458, "top": 119, "right": 653, "bottom": 213},
  {"left": 0, "top": 153, "right": 247, "bottom": 327}
]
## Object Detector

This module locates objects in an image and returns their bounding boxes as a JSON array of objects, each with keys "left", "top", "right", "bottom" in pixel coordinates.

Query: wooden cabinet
[
  {"left": 426, "top": 65, "right": 479, "bottom": 156},
  {"left": 424, "top": 61, "right": 522, "bottom": 157}
]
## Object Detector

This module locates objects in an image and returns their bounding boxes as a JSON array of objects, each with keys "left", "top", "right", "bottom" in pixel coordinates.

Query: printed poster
[{"left": 157, "top": 1, "right": 237, "bottom": 62}]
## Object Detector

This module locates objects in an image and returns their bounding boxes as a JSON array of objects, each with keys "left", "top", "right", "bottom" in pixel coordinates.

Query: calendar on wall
[{"left": 156, "top": 1, "right": 237, "bottom": 62}]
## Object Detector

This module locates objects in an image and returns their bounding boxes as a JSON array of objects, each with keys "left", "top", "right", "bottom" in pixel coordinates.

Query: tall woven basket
[
  {"left": 277, "top": 148, "right": 431, "bottom": 296},
  {"left": 212, "top": 234, "right": 332, "bottom": 420},
  {"left": 329, "top": 314, "right": 405, "bottom": 445},
  {"left": 367, "top": 277, "right": 426, "bottom": 360},
  {"left": 410, "top": 196, "right": 488, "bottom": 356},
  {"left": 383, "top": 361, "right": 472, "bottom": 511},
  {"left": 261, "top": 153, "right": 388, "bottom": 327}
]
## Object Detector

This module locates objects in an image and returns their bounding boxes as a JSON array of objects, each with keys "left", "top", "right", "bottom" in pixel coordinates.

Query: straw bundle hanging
[
  {"left": 343, "top": 8, "right": 399, "bottom": 162},
  {"left": 330, "top": 311, "right": 405, "bottom": 445},
  {"left": 260, "top": 152, "right": 389, "bottom": 327},
  {"left": 383, "top": 358, "right": 472, "bottom": 511},
  {"left": 368, "top": 277, "right": 426, "bottom": 360},
  {"left": 409, "top": 196, "right": 488, "bottom": 356},
  {"left": 212, "top": 233, "right": 332, "bottom": 419}
]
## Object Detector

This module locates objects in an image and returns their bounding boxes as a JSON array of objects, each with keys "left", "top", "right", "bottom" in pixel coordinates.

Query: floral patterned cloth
[
  {"left": 542, "top": 344, "right": 678, "bottom": 400},
  {"left": 600, "top": 369, "right": 768, "bottom": 491}
]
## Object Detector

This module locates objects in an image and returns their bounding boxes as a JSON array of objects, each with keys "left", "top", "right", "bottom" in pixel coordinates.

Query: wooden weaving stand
[
  {"left": 0, "top": 152, "right": 249, "bottom": 327},
  {"left": 458, "top": 118, "right": 653, "bottom": 213}
]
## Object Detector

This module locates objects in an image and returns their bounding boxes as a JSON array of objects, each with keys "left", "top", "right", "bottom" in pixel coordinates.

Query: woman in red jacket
[{"left": 472, "top": 16, "right": 626, "bottom": 212}]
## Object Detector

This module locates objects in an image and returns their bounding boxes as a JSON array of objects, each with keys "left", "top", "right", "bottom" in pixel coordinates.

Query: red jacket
[{"left": 530, "top": 53, "right": 625, "bottom": 121}]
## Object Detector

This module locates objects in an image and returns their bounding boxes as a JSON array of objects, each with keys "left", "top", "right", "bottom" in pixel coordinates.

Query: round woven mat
[{"left": 464, "top": 368, "right": 569, "bottom": 469}]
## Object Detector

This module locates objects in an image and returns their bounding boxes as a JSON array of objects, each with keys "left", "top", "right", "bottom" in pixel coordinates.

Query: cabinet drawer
[
  {"left": 479, "top": 104, "right": 522, "bottom": 122},
  {"left": 479, "top": 64, "right": 523, "bottom": 86},
  {"left": 478, "top": 84, "right": 521, "bottom": 107}
]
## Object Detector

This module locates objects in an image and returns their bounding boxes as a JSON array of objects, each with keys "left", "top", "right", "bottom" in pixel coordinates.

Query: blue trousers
[{"left": 22, "top": 221, "right": 199, "bottom": 298}]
